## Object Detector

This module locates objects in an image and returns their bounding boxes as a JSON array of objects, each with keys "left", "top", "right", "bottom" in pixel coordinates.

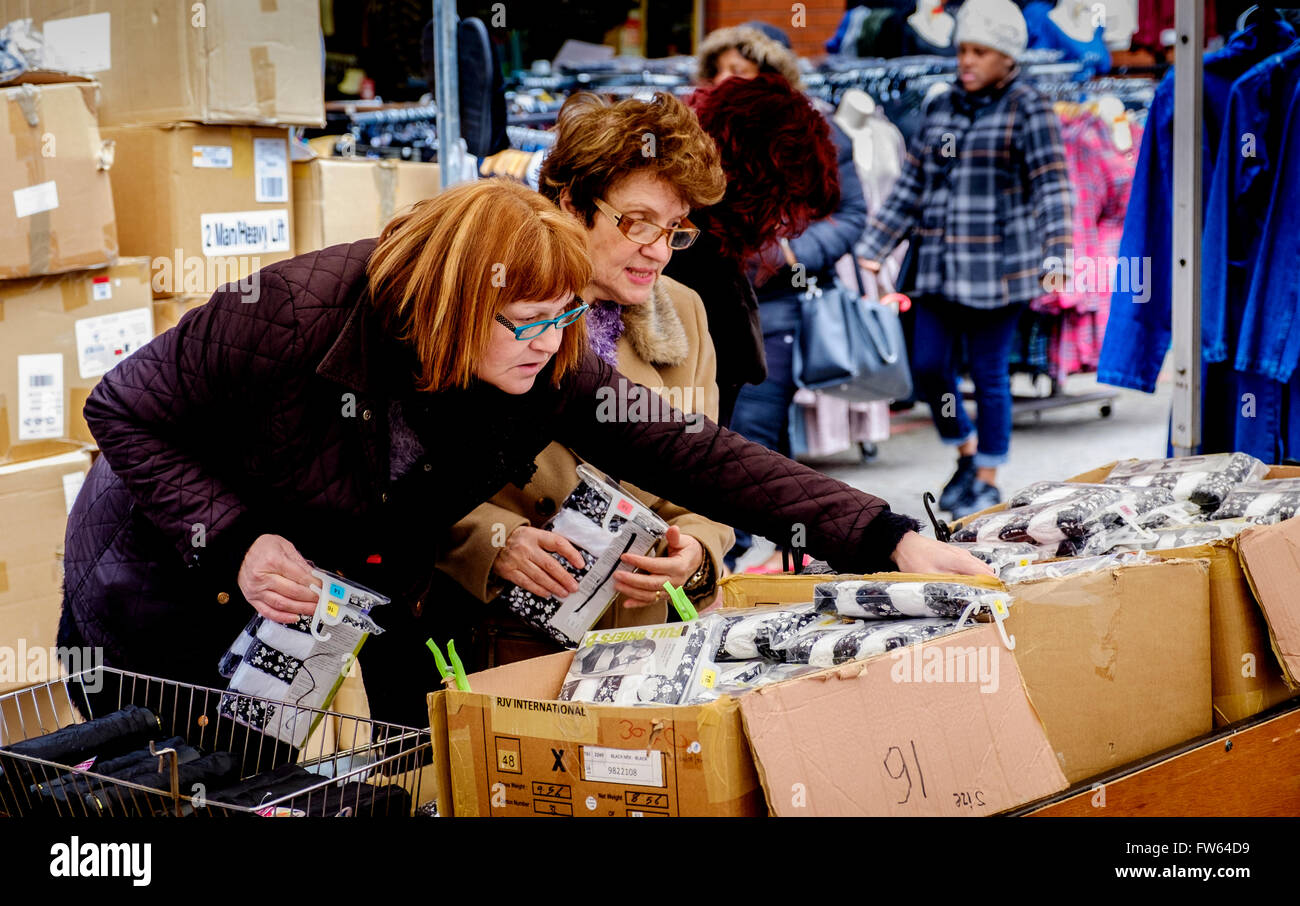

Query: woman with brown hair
[
  {"left": 437, "top": 92, "right": 735, "bottom": 664},
  {"left": 61, "top": 179, "right": 989, "bottom": 730}
]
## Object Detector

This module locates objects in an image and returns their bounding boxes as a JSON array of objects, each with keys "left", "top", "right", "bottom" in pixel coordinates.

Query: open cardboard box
[
  {"left": 720, "top": 558, "right": 1212, "bottom": 787},
  {"left": 429, "top": 572, "right": 1070, "bottom": 817},
  {"left": 956, "top": 460, "right": 1299, "bottom": 726},
  {"left": 427, "top": 649, "right": 764, "bottom": 817}
]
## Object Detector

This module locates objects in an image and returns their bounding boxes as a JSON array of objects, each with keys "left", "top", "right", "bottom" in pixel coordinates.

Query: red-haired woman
[{"left": 663, "top": 71, "right": 842, "bottom": 429}]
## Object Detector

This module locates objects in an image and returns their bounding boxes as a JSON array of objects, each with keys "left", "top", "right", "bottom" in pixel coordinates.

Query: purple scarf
[{"left": 585, "top": 300, "right": 625, "bottom": 367}]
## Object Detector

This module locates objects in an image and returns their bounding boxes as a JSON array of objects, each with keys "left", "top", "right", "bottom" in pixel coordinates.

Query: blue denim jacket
[
  {"left": 1202, "top": 44, "right": 1300, "bottom": 372},
  {"left": 1097, "top": 19, "right": 1298, "bottom": 393},
  {"left": 1236, "top": 75, "right": 1300, "bottom": 382}
]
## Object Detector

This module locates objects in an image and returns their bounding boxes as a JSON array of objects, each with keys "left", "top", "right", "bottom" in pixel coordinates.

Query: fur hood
[
  {"left": 696, "top": 25, "right": 803, "bottom": 90},
  {"left": 620, "top": 279, "right": 690, "bottom": 368}
]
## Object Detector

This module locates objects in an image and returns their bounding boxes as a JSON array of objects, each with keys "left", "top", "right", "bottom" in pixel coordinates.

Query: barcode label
[
  {"left": 17, "top": 354, "right": 64, "bottom": 441},
  {"left": 253, "top": 137, "right": 288, "bottom": 202},
  {"left": 259, "top": 177, "right": 284, "bottom": 200}
]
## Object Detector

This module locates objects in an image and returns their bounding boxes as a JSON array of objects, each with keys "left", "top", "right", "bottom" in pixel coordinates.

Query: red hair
[{"left": 687, "top": 73, "right": 839, "bottom": 262}]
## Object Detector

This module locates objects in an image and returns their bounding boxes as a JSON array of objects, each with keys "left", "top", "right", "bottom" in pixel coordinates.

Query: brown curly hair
[{"left": 538, "top": 91, "right": 726, "bottom": 228}]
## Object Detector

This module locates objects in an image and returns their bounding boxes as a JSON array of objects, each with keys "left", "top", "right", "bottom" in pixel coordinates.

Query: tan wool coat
[{"left": 436, "top": 275, "right": 734, "bottom": 628}]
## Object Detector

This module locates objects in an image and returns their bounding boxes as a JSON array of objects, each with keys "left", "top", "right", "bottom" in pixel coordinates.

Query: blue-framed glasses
[{"left": 495, "top": 303, "right": 589, "bottom": 341}]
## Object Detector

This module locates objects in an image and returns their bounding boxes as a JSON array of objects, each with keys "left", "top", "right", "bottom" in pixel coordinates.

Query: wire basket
[{"left": 0, "top": 667, "right": 433, "bottom": 818}]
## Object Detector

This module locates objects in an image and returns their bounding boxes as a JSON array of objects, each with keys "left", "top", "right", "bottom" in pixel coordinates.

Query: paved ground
[{"left": 798, "top": 370, "right": 1173, "bottom": 537}]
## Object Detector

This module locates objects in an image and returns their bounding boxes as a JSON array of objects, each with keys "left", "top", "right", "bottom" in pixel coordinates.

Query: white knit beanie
[{"left": 954, "top": 0, "right": 1029, "bottom": 58}]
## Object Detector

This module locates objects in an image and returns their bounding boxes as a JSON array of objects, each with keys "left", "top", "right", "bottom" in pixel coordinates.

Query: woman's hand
[
  {"left": 890, "top": 531, "right": 995, "bottom": 577},
  {"left": 615, "top": 526, "right": 705, "bottom": 608},
  {"left": 858, "top": 257, "right": 882, "bottom": 273},
  {"left": 492, "top": 526, "right": 586, "bottom": 599},
  {"left": 237, "top": 534, "right": 321, "bottom": 624}
]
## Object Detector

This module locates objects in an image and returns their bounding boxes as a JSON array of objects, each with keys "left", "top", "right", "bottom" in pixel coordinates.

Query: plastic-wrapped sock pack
[
  {"left": 557, "top": 617, "right": 718, "bottom": 706},
  {"left": 712, "top": 603, "right": 838, "bottom": 662},
  {"left": 218, "top": 574, "right": 388, "bottom": 748},
  {"left": 772, "top": 618, "right": 959, "bottom": 667},
  {"left": 947, "top": 541, "right": 1053, "bottom": 575},
  {"left": 1103, "top": 452, "right": 1268, "bottom": 511},
  {"left": 812, "top": 579, "right": 1005, "bottom": 620},
  {"left": 952, "top": 486, "right": 1175, "bottom": 554},
  {"left": 490, "top": 464, "right": 668, "bottom": 646},
  {"left": 1210, "top": 479, "right": 1300, "bottom": 523}
]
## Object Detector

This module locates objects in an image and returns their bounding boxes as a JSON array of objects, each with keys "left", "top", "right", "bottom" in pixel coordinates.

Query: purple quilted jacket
[{"left": 60, "top": 240, "right": 916, "bottom": 706}]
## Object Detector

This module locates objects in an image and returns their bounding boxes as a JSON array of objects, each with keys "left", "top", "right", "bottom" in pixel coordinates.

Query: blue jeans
[
  {"left": 912, "top": 297, "right": 1025, "bottom": 469},
  {"left": 728, "top": 300, "right": 800, "bottom": 560}
]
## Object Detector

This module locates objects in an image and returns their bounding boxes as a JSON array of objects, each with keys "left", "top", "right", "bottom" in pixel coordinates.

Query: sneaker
[
  {"left": 951, "top": 479, "right": 1001, "bottom": 519},
  {"left": 938, "top": 455, "right": 977, "bottom": 511}
]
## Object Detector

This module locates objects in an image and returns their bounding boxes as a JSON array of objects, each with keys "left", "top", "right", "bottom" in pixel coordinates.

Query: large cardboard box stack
[
  {"left": 0, "top": 445, "right": 93, "bottom": 694},
  {"left": 1, "top": 76, "right": 117, "bottom": 279},
  {"left": 0, "top": 0, "right": 326, "bottom": 127},
  {"left": 293, "top": 157, "right": 442, "bottom": 252},
  {"left": 0, "top": 256, "right": 153, "bottom": 462},
  {"left": 3, "top": 1, "right": 328, "bottom": 302},
  {"left": 102, "top": 123, "right": 295, "bottom": 298}
]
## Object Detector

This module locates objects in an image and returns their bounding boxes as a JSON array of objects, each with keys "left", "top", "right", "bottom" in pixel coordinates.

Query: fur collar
[{"left": 619, "top": 279, "right": 689, "bottom": 368}]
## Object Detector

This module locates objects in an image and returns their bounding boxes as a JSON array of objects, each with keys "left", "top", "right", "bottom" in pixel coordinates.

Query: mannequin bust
[
  {"left": 1049, "top": 0, "right": 1100, "bottom": 43},
  {"left": 1095, "top": 94, "right": 1133, "bottom": 152},
  {"left": 909, "top": 0, "right": 956, "bottom": 48}
]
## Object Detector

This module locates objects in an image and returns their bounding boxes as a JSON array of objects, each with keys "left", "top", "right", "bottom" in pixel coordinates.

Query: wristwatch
[{"left": 683, "top": 552, "right": 715, "bottom": 595}]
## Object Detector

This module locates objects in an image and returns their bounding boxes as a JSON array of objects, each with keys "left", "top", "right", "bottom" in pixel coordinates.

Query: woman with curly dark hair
[{"left": 663, "top": 71, "right": 841, "bottom": 427}]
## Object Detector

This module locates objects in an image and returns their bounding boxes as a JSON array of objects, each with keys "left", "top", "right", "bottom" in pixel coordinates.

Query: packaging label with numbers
[
  {"left": 581, "top": 746, "right": 664, "bottom": 788},
  {"left": 200, "top": 210, "right": 290, "bottom": 256},
  {"left": 16, "top": 354, "right": 64, "bottom": 440},
  {"left": 253, "top": 138, "right": 289, "bottom": 203}
]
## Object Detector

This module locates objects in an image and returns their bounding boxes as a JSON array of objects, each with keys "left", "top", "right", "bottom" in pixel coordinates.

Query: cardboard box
[
  {"left": 719, "top": 560, "right": 1213, "bottom": 788},
  {"left": 739, "top": 621, "right": 1068, "bottom": 816},
  {"left": 1002, "top": 559, "right": 1212, "bottom": 782},
  {"left": 0, "top": 0, "right": 325, "bottom": 127},
  {"left": 0, "top": 446, "right": 93, "bottom": 694},
  {"left": 1, "top": 78, "right": 117, "bottom": 279},
  {"left": 428, "top": 650, "right": 765, "bottom": 817},
  {"left": 101, "top": 124, "right": 293, "bottom": 298},
  {"left": 293, "top": 158, "right": 441, "bottom": 252},
  {"left": 1063, "top": 462, "right": 1298, "bottom": 726},
  {"left": 152, "top": 295, "right": 208, "bottom": 336},
  {"left": 0, "top": 257, "right": 153, "bottom": 461}
]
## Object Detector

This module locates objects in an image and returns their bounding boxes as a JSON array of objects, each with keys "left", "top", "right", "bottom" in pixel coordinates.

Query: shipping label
[
  {"left": 14, "top": 181, "right": 59, "bottom": 218},
  {"left": 74, "top": 307, "right": 153, "bottom": 379},
  {"left": 581, "top": 745, "right": 664, "bottom": 788},
  {"left": 42, "top": 13, "right": 111, "bottom": 73},
  {"left": 192, "top": 145, "right": 234, "bottom": 169},
  {"left": 253, "top": 139, "right": 289, "bottom": 203},
  {"left": 16, "top": 354, "right": 63, "bottom": 440},
  {"left": 200, "top": 210, "right": 290, "bottom": 256}
]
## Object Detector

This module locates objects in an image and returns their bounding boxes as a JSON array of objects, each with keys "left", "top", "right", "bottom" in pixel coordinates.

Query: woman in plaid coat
[{"left": 858, "top": 0, "right": 1072, "bottom": 518}]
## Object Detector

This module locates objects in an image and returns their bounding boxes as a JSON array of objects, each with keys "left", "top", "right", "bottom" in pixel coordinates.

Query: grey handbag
[{"left": 793, "top": 248, "right": 913, "bottom": 403}]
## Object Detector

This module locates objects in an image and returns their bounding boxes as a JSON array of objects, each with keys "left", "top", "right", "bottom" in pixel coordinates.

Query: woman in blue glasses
[{"left": 437, "top": 92, "right": 738, "bottom": 666}]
